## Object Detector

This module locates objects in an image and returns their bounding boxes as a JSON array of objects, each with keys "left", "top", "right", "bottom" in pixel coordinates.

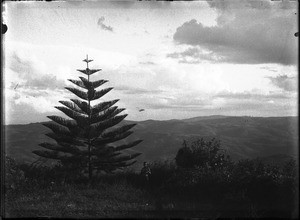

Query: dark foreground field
[
  {"left": 5, "top": 180, "right": 225, "bottom": 218},
  {"left": 4, "top": 157, "right": 299, "bottom": 219}
]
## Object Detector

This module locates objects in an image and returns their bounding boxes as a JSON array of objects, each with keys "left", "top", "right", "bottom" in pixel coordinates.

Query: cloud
[
  {"left": 4, "top": 49, "right": 73, "bottom": 124},
  {"left": 4, "top": 41, "right": 298, "bottom": 124},
  {"left": 9, "top": 52, "right": 66, "bottom": 91},
  {"left": 141, "top": 89, "right": 297, "bottom": 119},
  {"left": 97, "top": 16, "right": 114, "bottom": 32},
  {"left": 5, "top": 101, "right": 49, "bottom": 125},
  {"left": 267, "top": 74, "right": 297, "bottom": 92},
  {"left": 167, "top": 47, "right": 220, "bottom": 64},
  {"left": 171, "top": 2, "right": 298, "bottom": 65},
  {"left": 208, "top": 0, "right": 295, "bottom": 11},
  {"left": 65, "top": 1, "right": 83, "bottom": 6},
  {"left": 108, "top": 1, "right": 136, "bottom": 8},
  {"left": 60, "top": 1, "right": 171, "bottom": 9},
  {"left": 139, "top": 61, "right": 156, "bottom": 65},
  {"left": 114, "top": 85, "right": 163, "bottom": 95},
  {"left": 260, "top": 66, "right": 278, "bottom": 72},
  {"left": 5, "top": 88, "right": 66, "bottom": 124},
  {"left": 213, "top": 90, "right": 293, "bottom": 100}
]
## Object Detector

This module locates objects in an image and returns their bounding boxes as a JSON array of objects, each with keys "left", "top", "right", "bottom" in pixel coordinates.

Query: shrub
[
  {"left": 5, "top": 156, "right": 25, "bottom": 191},
  {"left": 165, "top": 165, "right": 232, "bottom": 201},
  {"left": 148, "top": 160, "right": 176, "bottom": 187},
  {"left": 282, "top": 158, "right": 297, "bottom": 178},
  {"left": 229, "top": 158, "right": 298, "bottom": 210},
  {"left": 172, "top": 139, "right": 298, "bottom": 210},
  {"left": 175, "top": 138, "right": 232, "bottom": 170}
]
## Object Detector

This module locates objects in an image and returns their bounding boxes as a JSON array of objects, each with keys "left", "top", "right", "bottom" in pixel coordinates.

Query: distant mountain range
[{"left": 4, "top": 116, "right": 298, "bottom": 169}]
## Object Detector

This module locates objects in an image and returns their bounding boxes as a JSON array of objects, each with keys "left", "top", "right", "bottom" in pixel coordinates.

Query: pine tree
[{"left": 33, "top": 56, "right": 142, "bottom": 180}]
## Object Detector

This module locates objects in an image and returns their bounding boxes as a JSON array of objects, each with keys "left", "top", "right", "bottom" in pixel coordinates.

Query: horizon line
[{"left": 4, "top": 114, "right": 298, "bottom": 126}]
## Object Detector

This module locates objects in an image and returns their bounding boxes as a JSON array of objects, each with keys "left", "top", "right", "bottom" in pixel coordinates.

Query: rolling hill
[{"left": 4, "top": 116, "right": 298, "bottom": 169}]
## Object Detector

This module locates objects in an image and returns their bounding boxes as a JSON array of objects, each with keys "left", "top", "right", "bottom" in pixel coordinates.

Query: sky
[{"left": 3, "top": 0, "right": 298, "bottom": 125}]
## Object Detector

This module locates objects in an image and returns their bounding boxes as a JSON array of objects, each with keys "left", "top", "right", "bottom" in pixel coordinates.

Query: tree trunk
[
  {"left": 87, "top": 55, "right": 92, "bottom": 181},
  {"left": 88, "top": 142, "right": 92, "bottom": 180}
]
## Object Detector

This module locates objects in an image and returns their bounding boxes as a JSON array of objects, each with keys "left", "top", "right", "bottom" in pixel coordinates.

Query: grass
[
  {"left": 5, "top": 180, "right": 151, "bottom": 218},
  {"left": 5, "top": 176, "right": 297, "bottom": 219},
  {"left": 5, "top": 179, "right": 222, "bottom": 218},
  {"left": 4, "top": 157, "right": 299, "bottom": 218}
]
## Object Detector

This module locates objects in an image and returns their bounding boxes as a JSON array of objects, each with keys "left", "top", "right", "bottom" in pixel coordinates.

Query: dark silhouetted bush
[
  {"left": 148, "top": 160, "right": 176, "bottom": 188},
  {"left": 175, "top": 138, "right": 232, "bottom": 170},
  {"left": 5, "top": 156, "right": 25, "bottom": 191}
]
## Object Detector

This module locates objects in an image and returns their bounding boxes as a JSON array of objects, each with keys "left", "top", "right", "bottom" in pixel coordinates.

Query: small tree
[
  {"left": 175, "top": 138, "right": 231, "bottom": 170},
  {"left": 33, "top": 56, "right": 142, "bottom": 180}
]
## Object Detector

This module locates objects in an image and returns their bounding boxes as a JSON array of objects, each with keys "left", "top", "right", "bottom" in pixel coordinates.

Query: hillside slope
[{"left": 4, "top": 116, "right": 298, "bottom": 168}]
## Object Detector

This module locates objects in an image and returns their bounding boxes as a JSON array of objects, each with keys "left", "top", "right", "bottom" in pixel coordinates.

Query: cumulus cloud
[
  {"left": 267, "top": 74, "right": 297, "bottom": 92},
  {"left": 97, "top": 16, "right": 114, "bottom": 32},
  {"left": 4, "top": 50, "right": 71, "bottom": 124},
  {"left": 167, "top": 47, "right": 220, "bottom": 64},
  {"left": 171, "top": 2, "right": 298, "bottom": 65},
  {"left": 5, "top": 88, "right": 66, "bottom": 124},
  {"left": 9, "top": 52, "right": 66, "bottom": 90}
]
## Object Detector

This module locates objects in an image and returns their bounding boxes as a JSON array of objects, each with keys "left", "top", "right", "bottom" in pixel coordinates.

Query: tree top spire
[{"left": 83, "top": 55, "right": 93, "bottom": 68}]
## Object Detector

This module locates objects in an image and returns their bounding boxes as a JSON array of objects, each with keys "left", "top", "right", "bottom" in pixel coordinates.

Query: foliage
[
  {"left": 33, "top": 56, "right": 142, "bottom": 179},
  {"left": 175, "top": 138, "right": 232, "bottom": 170},
  {"left": 5, "top": 156, "right": 25, "bottom": 191},
  {"left": 5, "top": 155, "right": 298, "bottom": 218},
  {"left": 147, "top": 160, "right": 176, "bottom": 187},
  {"left": 170, "top": 138, "right": 297, "bottom": 215},
  {"left": 232, "top": 159, "right": 297, "bottom": 215}
]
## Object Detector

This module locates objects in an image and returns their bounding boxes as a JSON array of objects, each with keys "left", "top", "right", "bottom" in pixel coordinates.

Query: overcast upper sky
[{"left": 3, "top": 0, "right": 298, "bottom": 125}]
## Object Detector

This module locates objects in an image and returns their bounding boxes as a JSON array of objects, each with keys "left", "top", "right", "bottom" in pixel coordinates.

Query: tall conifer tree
[{"left": 33, "top": 56, "right": 142, "bottom": 179}]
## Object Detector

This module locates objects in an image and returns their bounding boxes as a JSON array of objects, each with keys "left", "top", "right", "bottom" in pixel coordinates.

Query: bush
[
  {"left": 171, "top": 138, "right": 298, "bottom": 212},
  {"left": 175, "top": 138, "right": 232, "bottom": 170},
  {"left": 5, "top": 156, "right": 25, "bottom": 191},
  {"left": 228, "top": 158, "right": 298, "bottom": 210},
  {"left": 165, "top": 165, "right": 232, "bottom": 201},
  {"left": 148, "top": 160, "right": 176, "bottom": 187}
]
